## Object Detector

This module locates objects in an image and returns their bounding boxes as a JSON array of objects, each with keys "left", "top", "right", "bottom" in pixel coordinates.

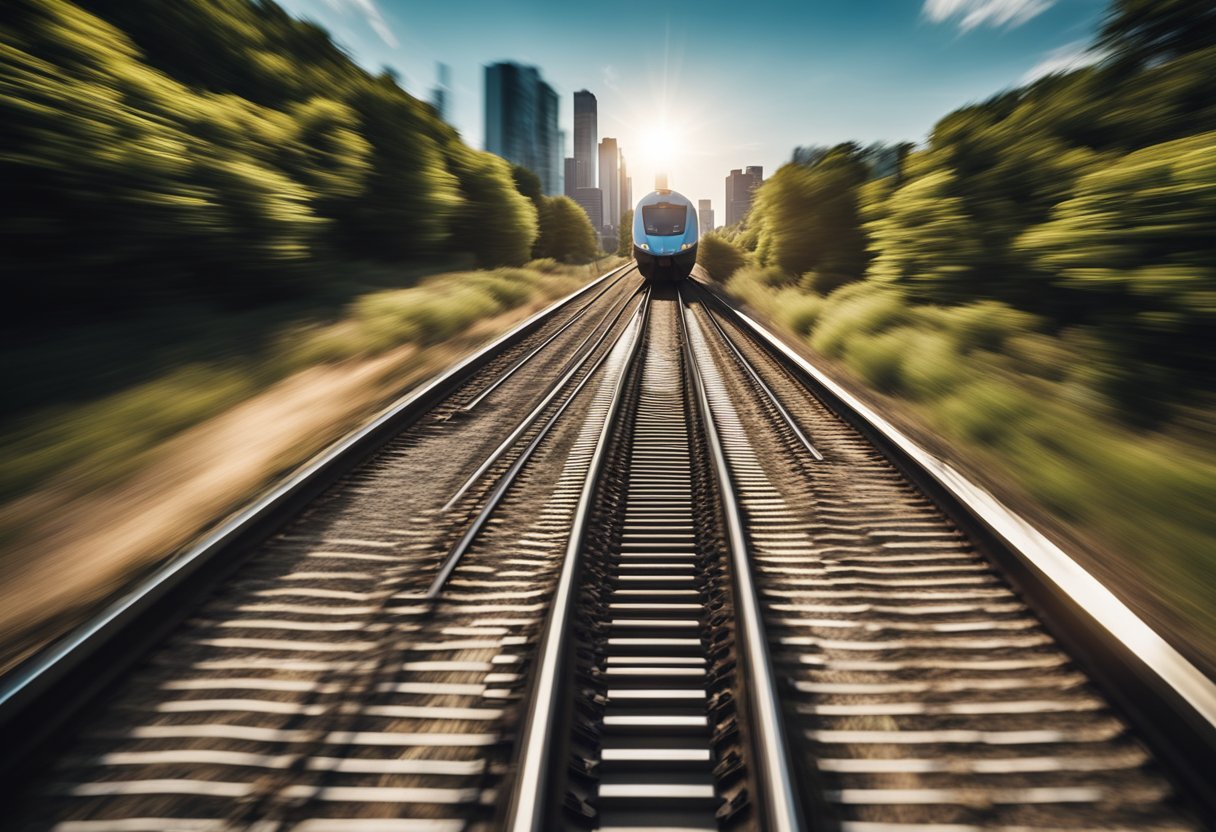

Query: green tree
[
  {"left": 446, "top": 146, "right": 538, "bottom": 267},
  {"left": 1100, "top": 0, "right": 1216, "bottom": 67},
  {"left": 865, "top": 170, "right": 983, "bottom": 304},
  {"left": 534, "top": 196, "right": 598, "bottom": 263},
  {"left": 511, "top": 164, "right": 544, "bottom": 210},
  {"left": 617, "top": 209, "right": 634, "bottom": 256},
  {"left": 1016, "top": 131, "right": 1216, "bottom": 404},
  {"left": 750, "top": 146, "right": 870, "bottom": 284},
  {"left": 343, "top": 78, "right": 460, "bottom": 260}
]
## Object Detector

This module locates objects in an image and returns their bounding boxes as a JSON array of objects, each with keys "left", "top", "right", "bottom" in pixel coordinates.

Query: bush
[
  {"left": 898, "top": 329, "right": 967, "bottom": 399},
  {"left": 697, "top": 233, "right": 749, "bottom": 281},
  {"left": 843, "top": 329, "right": 908, "bottom": 392},
  {"left": 932, "top": 379, "right": 1034, "bottom": 447},
  {"left": 809, "top": 284, "right": 907, "bottom": 357},
  {"left": 534, "top": 196, "right": 598, "bottom": 263},
  {"left": 779, "top": 291, "right": 823, "bottom": 335}
]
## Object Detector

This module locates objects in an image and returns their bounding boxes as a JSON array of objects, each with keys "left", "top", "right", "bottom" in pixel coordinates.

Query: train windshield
[{"left": 642, "top": 203, "right": 686, "bottom": 236}]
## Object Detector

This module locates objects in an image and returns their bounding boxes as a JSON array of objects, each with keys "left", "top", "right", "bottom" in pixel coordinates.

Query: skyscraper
[
  {"left": 536, "top": 82, "right": 560, "bottom": 195},
  {"left": 575, "top": 187, "right": 604, "bottom": 231},
  {"left": 698, "top": 200, "right": 714, "bottom": 235},
  {"left": 484, "top": 62, "right": 561, "bottom": 195},
  {"left": 430, "top": 62, "right": 450, "bottom": 122},
  {"left": 573, "top": 90, "right": 597, "bottom": 190},
  {"left": 599, "top": 138, "right": 619, "bottom": 229},
  {"left": 564, "top": 157, "right": 577, "bottom": 199},
  {"left": 725, "top": 166, "right": 763, "bottom": 226},
  {"left": 619, "top": 150, "right": 631, "bottom": 219}
]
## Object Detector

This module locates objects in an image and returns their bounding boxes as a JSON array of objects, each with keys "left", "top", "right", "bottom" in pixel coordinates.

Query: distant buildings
[
  {"left": 486, "top": 75, "right": 633, "bottom": 244},
  {"left": 725, "top": 166, "right": 763, "bottom": 226},
  {"left": 619, "top": 152, "right": 632, "bottom": 221},
  {"left": 573, "top": 90, "right": 597, "bottom": 190},
  {"left": 563, "top": 157, "right": 578, "bottom": 198},
  {"left": 484, "top": 62, "right": 561, "bottom": 195},
  {"left": 599, "top": 138, "right": 619, "bottom": 228},
  {"left": 574, "top": 187, "right": 604, "bottom": 230},
  {"left": 698, "top": 199, "right": 714, "bottom": 235},
  {"left": 430, "top": 62, "right": 450, "bottom": 122}
]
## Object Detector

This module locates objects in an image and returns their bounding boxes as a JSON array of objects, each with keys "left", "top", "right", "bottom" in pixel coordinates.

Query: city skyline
[{"left": 277, "top": 0, "right": 1109, "bottom": 219}]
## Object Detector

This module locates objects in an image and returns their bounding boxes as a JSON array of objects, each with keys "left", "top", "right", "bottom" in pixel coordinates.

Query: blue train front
[{"left": 633, "top": 189, "right": 698, "bottom": 281}]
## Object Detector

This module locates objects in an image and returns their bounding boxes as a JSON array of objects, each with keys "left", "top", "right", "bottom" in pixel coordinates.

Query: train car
[{"left": 633, "top": 189, "right": 698, "bottom": 281}]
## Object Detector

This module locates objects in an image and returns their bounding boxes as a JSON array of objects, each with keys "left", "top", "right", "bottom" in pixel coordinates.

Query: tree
[
  {"left": 750, "top": 147, "right": 870, "bottom": 282},
  {"left": 617, "top": 209, "right": 633, "bottom": 256},
  {"left": 534, "top": 196, "right": 598, "bottom": 263},
  {"left": 1099, "top": 0, "right": 1216, "bottom": 67},
  {"left": 511, "top": 164, "right": 544, "bottom": 210},
  {"left": 446, "top": 146, "right": 538, "bottom": 267},
  {"left": 865, "top": 169, "right": 983, "bottom": 304},
  {"left": 1016, "top": 131, "right": 1216, "bottom": 400}
]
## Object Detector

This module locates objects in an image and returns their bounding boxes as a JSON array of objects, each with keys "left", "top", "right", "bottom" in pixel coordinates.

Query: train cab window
[{"left": 642, "top": 203, "right": 686, "bottom": 236}]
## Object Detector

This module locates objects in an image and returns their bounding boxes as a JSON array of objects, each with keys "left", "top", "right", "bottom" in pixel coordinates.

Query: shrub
[
  {"left": 697, "top": 233, "right": 749, "bottom": 281},
  {"left": 899, "top": 329, "right": 967, "bottom": 399},
  {"left": 932, "top": 379, "right": 1033, "bottom": 447},
  {"left": 843, "top": 329, "right": 909, "bottom": 392},
  {"left": 809, "top": 285, "right": 907, "bottom": 357},
  {"left": 779, "top": 291, "right": 823, "bottom": 335}
]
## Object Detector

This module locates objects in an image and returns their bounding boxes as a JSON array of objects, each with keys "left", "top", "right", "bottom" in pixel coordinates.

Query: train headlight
[
  {"left": 680, "top": 243, "right": 691, "bottom": 250},
  {"left": 640, "top": 243, "right": 649, "bottom": 251}
]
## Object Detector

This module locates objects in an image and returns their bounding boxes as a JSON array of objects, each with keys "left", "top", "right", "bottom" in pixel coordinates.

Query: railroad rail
[{"left": 2, "top": 264, "right": 1213, "bottom": 831}]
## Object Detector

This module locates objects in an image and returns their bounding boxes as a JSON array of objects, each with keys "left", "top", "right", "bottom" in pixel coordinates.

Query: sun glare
[{"left": 640, "top": 124, "right": 678, "bottom": 167}]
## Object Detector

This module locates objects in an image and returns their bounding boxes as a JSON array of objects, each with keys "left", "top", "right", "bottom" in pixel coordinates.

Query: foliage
[
  {"left": 1099, "top": 0, "right": 1216, "bottom": 67},
  {"left": 511, "top": 164, "right": 544, "bottom": 210},
  {"left": 696, "top": 233, "right": 749, "bottom": 282},
  {"left": 617, "top": 209, "right": 633, "bottom": 256},
  {"left": 0, "top": 0, "right": 540, "bottom": 321},
  {"left": 865, "top": 169, "right": 984, "bottom": 304},
  {"left": 445, "top": 144, "right": 537, "bottom": 268},
  {"left": 1016, "top": 131, "right": 1216, "bottom": 412},
  {"left": 749, "top": 145, "right": 870, "bottom": 282},
  {"left": 534, "top": 196, "right": 598, "bottom": 263}
]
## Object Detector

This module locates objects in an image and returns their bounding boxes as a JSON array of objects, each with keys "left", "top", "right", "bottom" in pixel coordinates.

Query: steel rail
[
  {"left": 505, "top": 288, "right": 653, "bottom": 832},
  {"left": 460, "top": 264, "right": 638, "bottom": 411},
  {"left": 0, "top": 261, "right": 633, "bottom": 778},
  {"left": 442, "top": 286, "right": 641, "bottom": 511},
  {"left": 690, "top": 285, "right": 823, "bottom": 461},
  {"left": 676, "top": 285, "right": 806, "bottom": 832},
  {"left": 420, "top": 291, "right": 648, "bottom": 598},
  {"left": 695, "top": 276, "right": 1216, "bottom": 823}
]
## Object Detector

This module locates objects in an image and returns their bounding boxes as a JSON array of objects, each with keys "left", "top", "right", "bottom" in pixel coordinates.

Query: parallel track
[{"left": 2, "top": 266, "right": 1213, "bottom": 831}]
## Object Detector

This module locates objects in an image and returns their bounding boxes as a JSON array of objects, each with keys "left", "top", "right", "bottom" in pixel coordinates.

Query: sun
[{"left": 639, "top": 123, "right": 678, "bottom": 167}]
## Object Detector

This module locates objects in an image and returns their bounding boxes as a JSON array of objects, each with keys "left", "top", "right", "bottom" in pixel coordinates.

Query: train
[{"left": 632, "top": 188, "right": 698, "bottom": 281}]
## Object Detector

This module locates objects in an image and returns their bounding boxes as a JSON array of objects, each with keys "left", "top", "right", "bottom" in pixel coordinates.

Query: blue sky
[{"left": 277, "top": 0, "right": 1108, "bottom": 219}]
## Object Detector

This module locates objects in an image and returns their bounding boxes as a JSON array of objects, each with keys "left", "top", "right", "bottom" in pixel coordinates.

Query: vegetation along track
[{"left": 2, "top": 264, "right": 1214, "bottom": 831}]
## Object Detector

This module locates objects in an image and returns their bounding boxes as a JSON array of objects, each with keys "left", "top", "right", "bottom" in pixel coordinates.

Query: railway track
[{"left": 2, "top": 266, "right": 1213, "bottom": 831}]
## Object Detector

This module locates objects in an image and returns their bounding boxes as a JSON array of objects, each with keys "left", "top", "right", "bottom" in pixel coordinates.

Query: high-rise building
[
  {"left": 484, "top": 62, "right": 561, "bottom": 195},
  {"left": 599, "top": 138, "right": 619, "bottom": 229},
  {"left": 536, "top": 82, "right": 560, "bottom": 194},
  {"left": 573, "top": 90, "right": 597, "bottom": 189},
  {"left": 618, "top": 151, "right": 631, "bottom": 219},
  {"left": 564, "top": 157, "right": 578, "bottom": 199},
  {"left": 725, "top": 166, "right": 763, "bottom": 226},
  {"left": 430, "top": 62, "right": 450, "bottom": 122},
  {"left": 574, "top": 187, "right": 604, "bottom": 232},
  {"left": 698, "top": 200, "right": 714, "bottom": 235}
]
